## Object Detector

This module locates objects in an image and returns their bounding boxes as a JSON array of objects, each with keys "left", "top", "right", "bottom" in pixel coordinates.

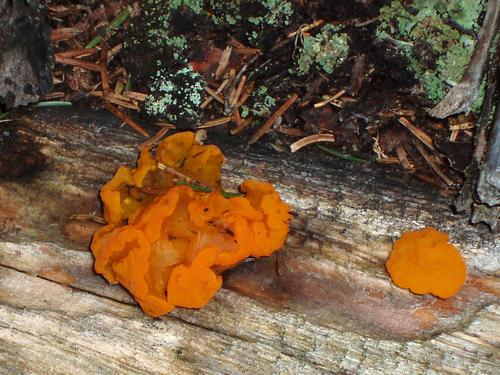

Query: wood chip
[
  {"left": 414, "top": 141, "right": 453, "bottom": 186},
  {"left": 105, "top": 102, "right": 149, "bottom": 137},
  {"left": 399, "top": 117, "right": 436, "bottom": 151},
  {"left": 249, "top": 94, "right": 298, "bottom": 145},
  {"left": 54, "top": 56, "right": 100, "bottom": 71},
  {"left": 290, "top": 134, "right": 335, "bottom": 153},
  {"left": 396, "top": 146, "right": 413, "bottom": 170},
  {"left": 314, "top": 90, "right": 346, "bottom": 108},
  {"left": 215, "top": 46, "right": 232, "bottom": 80},
  {"left": 197, "top": 117, "right": 233, "bottom": 129}
]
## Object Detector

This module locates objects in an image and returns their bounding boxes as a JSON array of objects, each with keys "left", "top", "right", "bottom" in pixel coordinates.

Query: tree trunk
[{"left": 0, "top": 108, "right": 498, "bottom": 374}]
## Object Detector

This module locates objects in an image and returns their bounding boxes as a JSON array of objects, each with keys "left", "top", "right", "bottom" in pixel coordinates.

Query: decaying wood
[{"left": 0, "top": 108, "right": 498, "bottom": 374}]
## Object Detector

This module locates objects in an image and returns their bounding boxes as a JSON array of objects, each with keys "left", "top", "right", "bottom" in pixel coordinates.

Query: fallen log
[{"left": 0, "top": 107, "right": 498, "bottom": 374}]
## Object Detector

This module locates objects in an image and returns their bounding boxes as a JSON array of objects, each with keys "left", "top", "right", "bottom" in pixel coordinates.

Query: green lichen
[
  {"left": 168, "top": 0, "right": 204, "bottom": 14},
  {"left": 296, "top": 24, "right": 349, "bottom": 75},
  {"left": 209, "top": 0, "right": 241, "bottom": 26},
  {"left": 240, "top": 106, "right": 250, "bottom": 118},
  {"left": 250, "top": 86, "right": 276, "bottom": 117},
  {"left": 377, "top": 0, "right": 485, "bottom": 103},
  {"left": 145, "top": 66, "right": 205, "bottom": 127},
  {"left": 244, "top": 0, "right": 295, "bottom": 46}
]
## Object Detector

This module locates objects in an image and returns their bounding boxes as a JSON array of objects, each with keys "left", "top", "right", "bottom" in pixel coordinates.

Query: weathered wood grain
[{"left": 0, "top": 108, "right": 498, "bottom": 374}]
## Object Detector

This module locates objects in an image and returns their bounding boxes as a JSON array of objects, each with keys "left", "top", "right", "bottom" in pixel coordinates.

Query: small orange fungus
[
  {"left": 386, "top": 227, "right": 467, "bottom": 299},
  {"left": 91, "top": 132, "right": 291, "bottom": 316}
]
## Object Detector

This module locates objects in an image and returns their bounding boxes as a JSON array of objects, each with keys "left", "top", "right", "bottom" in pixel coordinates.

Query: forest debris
[
  {"left": 103, "top": 94, "right": 139, "bottom": 110},
  {"left": 429, "top": 0, "right": 500, "bottom": 118},
  {"left": 104, "top": 102, "right": 148, "bottom": 137},
  {"left": 54, "top": 56, "right": 100, "bottom": 71},
  {"left": 85, "top": 6, "right": 132, "bottom": 48},
  {"left": 154, "top": 121, "right": 176, "bottom": 129},
  {"left": 232, "top": 109, "right": 242, "bottom": 130},
  {"left": 138, "top": 127, "right": 171, "bottom": 150},
  {"left": 314, "top": 90, "right": 346, "bottom": 108},
  {"left": 197, "top": 117, "right": 233, "bottom": 129},
  {"left": 224, "top": 54, "right": 260, "bottom": 114},
  {"left": 55, "top": 48, "right": 98, "bottom": 58},
  {"left": 231, "top": 114, "right": 252, "bottom": 135},
  {"left": 42, "top": 92, "right": 65, "bottom": 100},
  {"left": 414, "top": 141, "right": 453, "bottom": 186},
  {"left": 290, "top": 134, "right": 335, "bottom": 153},
  {"left": 230, "top": 75, "right": 247, "bottom": 107},
  {"left": 204, "top": 87, "right": 225, "bottom": 105},
  {"left": 450, "top": 122, "right": 473, "bottom": 141},
  {"left": 235, "top": 81, "right": 255, "bottom": 108},
  {"left": 107, "top": 43, "right": 123, "bottom": 62},
  {"left": 51, "top": 28, "right": 82, "bottom": 42},
  {"left": 396, "top": 146, "right": 413, "bottom": 170},
  {"left": 69, "top": 213, "right": 106, "bottom": 225},
  {"left": 399, "top": 117, "right": 436, "bottom": 151},
  {"left": 201, "top": 79, "right": 229, "bottom": 108},
  {"left": 248, "top": 94, "right": 298, "bottom": 145},
  {"left": 124, "top": 91, "right": 148, "bottom": 101},
  {"left": 287, "top": 19, "right": 325, "bottom": 39},
  {"left": 317, "top": 145, "right": 369, "bottom": 164},
  {"left": 347, "top": 54, "right": 367, "bottom": 96},
  {"left": 33, "top": 101, "right": 72, "bottom": 108},
  {"left": 215, "top": 46, "right": 232, "bottom": 80},
  {"left": 99, "top": 45, "right": 110, "bottom": 95},
  {"left": 234, "top": 48, "right": 261, "bottom": 55},
  {"left": 377, "top": 156, "right": 400, "bottom": 164},
  {"left": 114, "top": 80, "right": 124, "bottom": 95}
]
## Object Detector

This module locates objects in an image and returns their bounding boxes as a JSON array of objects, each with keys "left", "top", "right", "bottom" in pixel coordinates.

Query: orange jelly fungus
[
  {"left": 386, "top": 227, "right": 467, "bottom": 299},
  {"left": 91, "top": 132, "right": 291, "bottom": 316}
]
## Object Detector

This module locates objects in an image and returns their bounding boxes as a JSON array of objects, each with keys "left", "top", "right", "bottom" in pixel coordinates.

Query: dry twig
[
  {"left": 197, "top": 117, "right": 233, "bottom": 129},
  {"left": 55, "top": 56, "right": 100, "bottom": 71},
  {"left": 105, "top": 102, "right": 149, "bottom": 137},
  {"left": 139, "top": 127, "right": 171, "bottom": 150},
  {"left": 314, "top": 90, "right": 346, "bottom": 108},
  {"left": 290, "top": 134, "right": 335, "bottom": 153},
  {"left": 414, "top": 141, "right": 454, "bottom": 186},
  {"left": 248, "top": 94, "right": 298, "bottom": 145},
  {"left": 399, "top": 117, "right": 436, "bottom": 151},
  {"left": 215, "top": 46, "right": 232, "bottom": 80}
]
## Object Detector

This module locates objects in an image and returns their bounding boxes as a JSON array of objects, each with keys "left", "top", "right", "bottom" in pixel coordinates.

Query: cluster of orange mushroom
[{"left": 91, "top": 132, "right": 291, "bottom": 316}]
